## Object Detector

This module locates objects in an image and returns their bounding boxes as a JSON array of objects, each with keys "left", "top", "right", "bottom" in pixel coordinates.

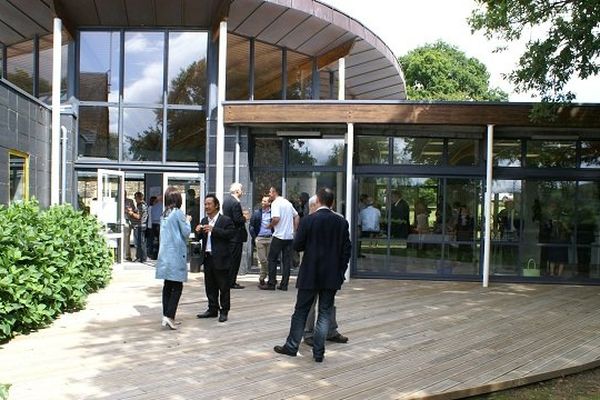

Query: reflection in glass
[
  {"left": 393, "top": 137, "right": 442, "bottom": 165},
  {"left": 122, "top": 108, "right": 162, "bottom": 161},
  {"left": 124, "top": 32, "right": 164, "bottom": 104},
  {"left": 252, "top": 169, "right": 283, "bottom": 209},
  {"left": 288, "top": 138, "right": 344, "bottom": 166},
  {"left": 581, "top": 141, "right": 600, "bottom": 168},
  {"left": 79, "top": 31, "right": 120, "bottom": 102},
  {"left": 357, "top": 136, "right": 389, "bottom": 164},
  {"left": 254, "top": 137, "right": 282, "bottom": 167},
  {"left": 254, "top": 40, "right": 282, "bottom": 100},
  {"left": 318, "top": 66, "right": 338, "bottom": 100},
  {"left": 39, "top": 37, "right": 69, "bottom": 104},
  {"left": 166, "top": 110, "right": 206, "bottom": 162},
  {"left": 226, "top": 34, "right": 250, "bottom": 100},
  {"left": 78, "top": 106, "right": 119, "bottom": 159},
  {"left": 287, "top": 171, "right": 346, "bottom": 214},
  {"left": 6, "top": 39, "right": 34, "bottom": 94},
  {"left": 76, "top": 171, "right": 96, "bottom": 214},
  {"left": 526, "top": 140, "right": 576, "bottom": 168},
  {"left": 167, "top": 32, "right": 207, "bottom": 105},
  {"left": 448, "top": 139, "right": 479, "bottom": 166},
  {"left": 576, "top": 181, "right": 600, "bottom": 278},
  {"left": 286, "top": 50, "right": 313, "bottom": 100},
  {"left": 493, "top": 139, "right": 521, "bottom": 167},
  {"left": 9, "top": 152, "right": 28, "bottom": 203}
]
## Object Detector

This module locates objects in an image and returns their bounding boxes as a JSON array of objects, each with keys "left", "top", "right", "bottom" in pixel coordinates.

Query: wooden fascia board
[{"left": 224, "top": 103, "right": 600, "bottom": 128}]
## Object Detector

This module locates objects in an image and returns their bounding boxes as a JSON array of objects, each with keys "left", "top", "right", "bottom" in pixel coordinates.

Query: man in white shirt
[{"left": 259, "top": 186, "right": 299, "bottom": 291}]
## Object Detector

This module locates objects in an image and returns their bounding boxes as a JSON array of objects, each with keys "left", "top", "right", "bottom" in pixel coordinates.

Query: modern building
[{"left": 1, "top": 0, "right": 599, "bottom": 284}]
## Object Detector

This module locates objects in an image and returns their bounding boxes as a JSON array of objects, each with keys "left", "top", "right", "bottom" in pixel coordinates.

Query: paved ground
[{"left": 1, "top": 262, "right": 599, "bottom": 399}]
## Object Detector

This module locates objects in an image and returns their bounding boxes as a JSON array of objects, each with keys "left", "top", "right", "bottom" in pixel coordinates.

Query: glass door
[
  {"left": 92, "top": 169, "right": 125, "bottom": 262},
  {"left": 162, "top": 173, "right": 205, "bottom": 233}
]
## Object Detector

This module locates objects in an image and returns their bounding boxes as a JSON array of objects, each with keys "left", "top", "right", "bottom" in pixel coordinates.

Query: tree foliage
[
  {"left": 126, "top": 60, "right": 207, "bottom": 161},
  {"left": 469, "top": 0, "right": 600, "bottom": 103},
  {"left": 399, "top": 41, "right": 508, "bottom": 101}
]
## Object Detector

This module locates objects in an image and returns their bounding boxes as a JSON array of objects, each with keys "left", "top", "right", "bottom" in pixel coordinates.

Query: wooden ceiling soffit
[
  {"left": 52, "top": 0, "right": 79, "bottom": 40},
  {"left": 316, "top": 39, "right": 354, "bottom": 69},
  {"left": 212, "top": 0, "right": 232, "bottom": 41}
]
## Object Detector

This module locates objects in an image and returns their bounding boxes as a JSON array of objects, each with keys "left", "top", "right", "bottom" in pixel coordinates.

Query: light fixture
[{"left": 276, "top": 131, "right": 321, "bottom": 137}]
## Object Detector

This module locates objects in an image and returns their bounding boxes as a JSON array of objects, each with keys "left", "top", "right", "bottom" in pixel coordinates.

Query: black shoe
[
  {"left": 327, "top": 333, "right": 348, "bottom": 343},
  {"left": 303, "top": 337, "right": 314, "bottom": 347},
  {"left": 273, "top": 345, "right": 296, "bottom": 357},
  {"left": 231, "top": 283, "right": 245, "bottom": 289},
  {"left": 218, "top": 311, "right": 228, "bottom": 322},
  {"left": 277, "top": 285, "right": 288, "bottom": 291},
  {"left": 259, "top": 283, "right": 276, "bottom": 291},
  {"left": 196, "top": 310, "right": 218, "bottom": 318},
  {"left": 258, "top": 278, "right": 265, "bottom": 286},
  {"left": 314, "top": 356, "right": 324, "bottom": 363}
]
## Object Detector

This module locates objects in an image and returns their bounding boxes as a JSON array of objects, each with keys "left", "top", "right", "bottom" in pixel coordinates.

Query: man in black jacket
[
  {"left": 222, "top": 183, "right": 248, "bottom": 289},
  {"left": 274, "top": 187, "right": 351, "bottom": 362},
  {"left": 195, "top": 194, "right": 236, "bottom": 322}
]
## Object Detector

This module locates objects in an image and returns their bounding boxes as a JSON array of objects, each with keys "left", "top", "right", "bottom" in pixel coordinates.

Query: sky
[{"left": 321, "top": 0, "right": 600, "bottom": 103}]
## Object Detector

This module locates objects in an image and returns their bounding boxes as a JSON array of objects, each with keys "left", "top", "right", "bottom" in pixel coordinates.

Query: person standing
[
  {"left": 123, "top": 191, "right": 135, "bottom": 261},
  {"left": 259, "top": 186, "right": 299, "bottom": 291},
  {"left": 390, "top": 190, "right": 410, "bottom": 239},
  {"left": 274, "top": 187, "right": 351, "bottom": 362},
  {"left": 155, "top": 187, "right": 192, "bottom": 330},
  {"left": 222, "top": 183, "right": 248, "bottom": 289},
  {"left": 148, "top": 194, "right": 163, "bottom": 259},
  {"left": 302, "top": 194, "right": 348, "bottom": 347},
  {"left": 249, "top": 195, "right": 272, "bottom": 286},
  {"left": 195, "top": 194, "right": 236, "bottom": 323},
  {"left": 129, "top": 191, "right": 148, "bottom": 263}
]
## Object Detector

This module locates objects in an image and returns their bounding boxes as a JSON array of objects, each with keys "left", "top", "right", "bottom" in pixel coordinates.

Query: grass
[{"left": 469, "top": 366, "right": 600, "bottom": 399}]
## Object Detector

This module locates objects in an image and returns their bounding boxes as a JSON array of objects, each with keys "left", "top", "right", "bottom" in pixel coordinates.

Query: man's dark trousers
[
  {"left": 283, "top": 288, "right": 336, "bottom": 359},
  {"left": 228, "top": 241, "right": 243, "bottom": 287},
  {"left": 203, "top": 254, "right": 230, "bottom": 313},
  {"left": 267, "top": 236, "right": 293, "bottom": 288}
]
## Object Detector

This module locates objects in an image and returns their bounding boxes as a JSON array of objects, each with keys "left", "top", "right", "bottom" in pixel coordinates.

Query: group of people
[{"left": 154, "top": 184, "right": 352, "bottom": 363}]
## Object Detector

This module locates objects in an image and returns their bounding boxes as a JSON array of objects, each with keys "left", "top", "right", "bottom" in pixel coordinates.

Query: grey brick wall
[{"left": 0, "top": 80, "right": 51, "bottom": 207}]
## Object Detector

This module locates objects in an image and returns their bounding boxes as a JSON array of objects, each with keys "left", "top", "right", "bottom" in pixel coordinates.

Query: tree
[
  {"left": 126, "top": 60, "right": 207, "bottom": 161},
  {"left": 399, "top": 41, "right": 508, "bottom": 101},
  {"left": 469, "top": 0, "right": 599, "bottom": 105}
]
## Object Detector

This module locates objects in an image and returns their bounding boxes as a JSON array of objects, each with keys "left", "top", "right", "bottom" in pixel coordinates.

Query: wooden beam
[
  {"left": 317, "top": 39, "right": 355, "bottom": 69},
  {"left": 224, "top": 102, "right": 600, "bottom": 128},
  {"left": 211, "top": 0, "right": 230, "bottom": 42}
]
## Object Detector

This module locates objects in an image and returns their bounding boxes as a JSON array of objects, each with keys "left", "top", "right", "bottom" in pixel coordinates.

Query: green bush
[{"left": 0, "top": 200, "right": 113, "bottom": 343}]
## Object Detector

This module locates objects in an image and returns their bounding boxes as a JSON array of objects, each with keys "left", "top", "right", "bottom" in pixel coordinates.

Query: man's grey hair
[
  {"left": 229, "top": 182, "right": 243, "bottom": 194},
  {"left": 308, "top": 195, "right": 317, "bottom": 208}
]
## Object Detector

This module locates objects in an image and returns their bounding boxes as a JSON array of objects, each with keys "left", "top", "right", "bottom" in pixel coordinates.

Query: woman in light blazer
[{"left": 155, "top": 186, "right": 192, "bottom": 329}]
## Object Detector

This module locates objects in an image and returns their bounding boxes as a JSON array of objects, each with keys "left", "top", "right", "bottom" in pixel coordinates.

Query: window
[
  {"left": 9, "top": 150, "right": 29, "bottom": 203},
  {"left": 493, "top": 139, "right": 521, "bottom": 167},
  {"left": 79, "top": 31, "right": 121, "bottom": 102},
  {"left": 226, "top": 34, "right": 250, "bottom": 100},
  {"left": 526, "top": 140, "right": 576, "bottom": 168},
  {"left": 78, "top": 29, "right": 208, "bottom": 164},
  {"left": 581, "top": 140, "right": 600, "bottom": 168}
]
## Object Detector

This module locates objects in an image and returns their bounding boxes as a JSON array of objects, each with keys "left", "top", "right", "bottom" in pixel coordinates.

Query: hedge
[{"left": 0, "top": 200, "right": 113, "bottom": 343}]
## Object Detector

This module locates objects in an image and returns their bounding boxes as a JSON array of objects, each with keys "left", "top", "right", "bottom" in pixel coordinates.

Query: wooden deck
[{"left": 1, "top": 262, "right": 599, "bottom": 400}]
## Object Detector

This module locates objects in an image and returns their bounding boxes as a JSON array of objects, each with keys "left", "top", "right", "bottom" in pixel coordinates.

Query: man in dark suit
[
  {"left": 222, "top": 183, "right": 248, "bottom": 289},
  {"left": 274, "top": 187, "right": 351, "bottom": 362},
  {"left": 195, "top": 194, "right": 236, "bottom": 323},
  {"left": 390, "top": 190, "right": 410, "bottom": 239}
]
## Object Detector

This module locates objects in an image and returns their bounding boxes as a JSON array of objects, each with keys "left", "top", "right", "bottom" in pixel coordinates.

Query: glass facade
[
  {"left": 353, "top": 126, "right": 600, "bottom": 283},
  {"left": 77, "top": 30, "right": 208, "bottom": 164},
  {"left": 3, "top": 31, "right": 69, "bottom": 101}
]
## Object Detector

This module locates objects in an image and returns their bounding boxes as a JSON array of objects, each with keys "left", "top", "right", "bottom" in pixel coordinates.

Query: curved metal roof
[
  {"left": 0, "top": 0, "right": 406, "bottom": 100},
  {"left": 229, "top": 0, "right": 406, "bottom": 100}
]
